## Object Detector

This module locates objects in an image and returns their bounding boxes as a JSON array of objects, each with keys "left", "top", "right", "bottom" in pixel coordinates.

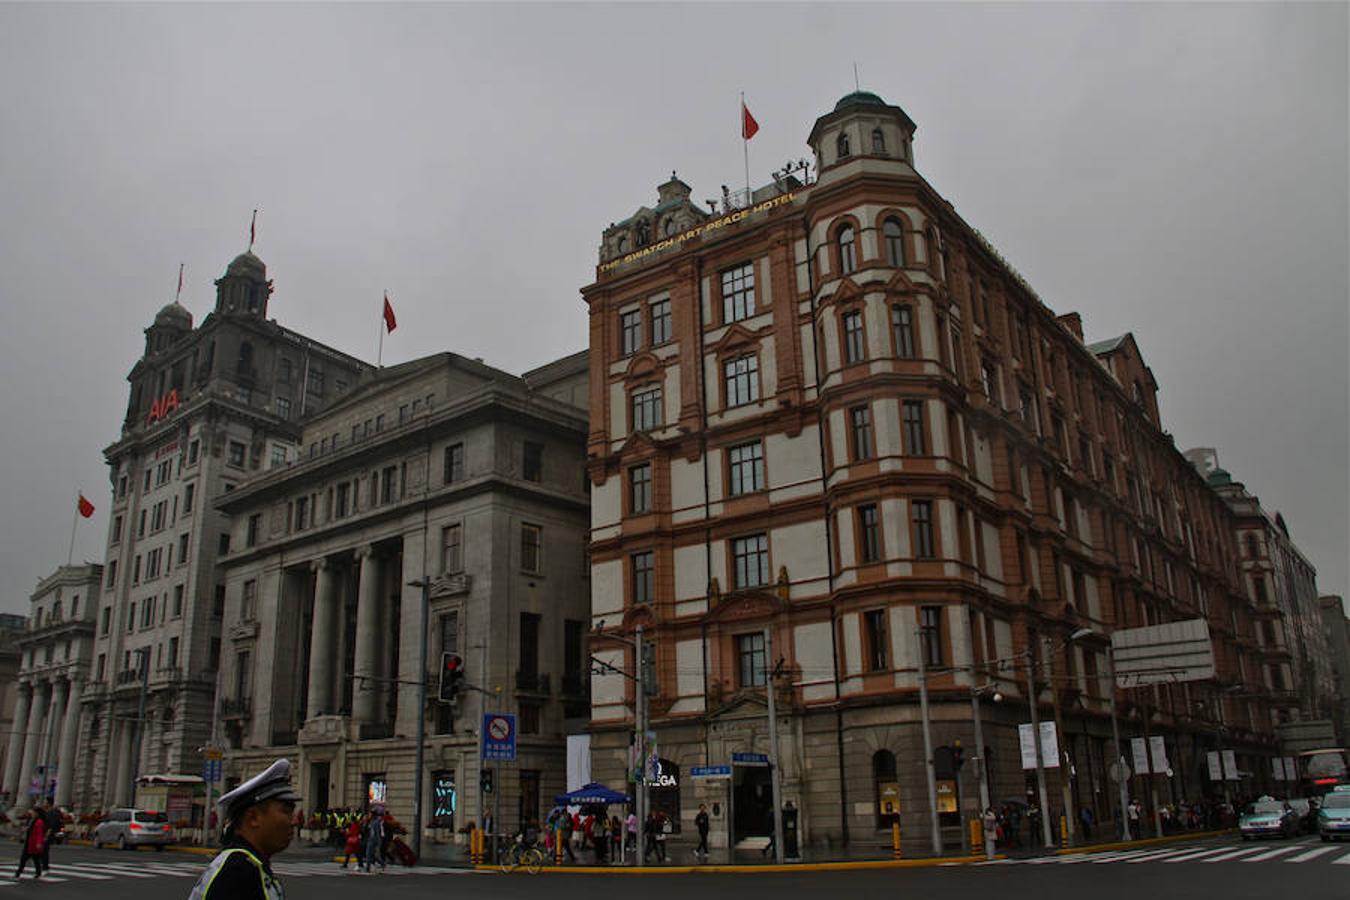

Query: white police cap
[{"left": 218, "top": 758, "right": 302, "bottom": 823}]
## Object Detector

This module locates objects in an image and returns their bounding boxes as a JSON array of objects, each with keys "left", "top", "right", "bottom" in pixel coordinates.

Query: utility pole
[
  {"left": 916, "top": 626, "right": 942, "bottom": 856},
  {"left": 1024, "top": 646, "right": 1054, "bottom": 849},
  {"left": 764, "top": 627, "right": 785, "bottom": 864},
  {"left": 1104, "top": 644, "right": 1132, "bottom": 841},
  {"left": 1047, "top": 639, "right": 1075, "bottom": 847},
  {"left": 409, "top": 578, "right": 431, "bottom": 858},
  {"left": 970, "top": 687, "right": 994, "bottom": 859},
  {"left": 635, "top": 623, "right": 647, "bottom": 866}
]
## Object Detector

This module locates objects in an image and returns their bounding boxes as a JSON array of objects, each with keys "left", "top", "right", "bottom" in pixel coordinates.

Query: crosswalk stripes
[
  {"left": 1286, "top": 846, "right": 1338, "bottom": 862},
  {"left": 1242, "top": 845, "right": 1303, "bottom": 862}
]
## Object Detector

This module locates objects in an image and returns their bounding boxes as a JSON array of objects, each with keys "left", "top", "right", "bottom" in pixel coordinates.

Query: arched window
[
  {"left": 837, "top": 132, "right": 851, "bottom": 159},
  {"left": 1245, "top": 534, "right": 1260, "bottom": 559},
  {"left": 51, "top": 601, "right": 62, "bottom": 623},
  {"left": 872, "top": 128, "right": 886, "bottom": 154},
  {"left": 874, "top": 750, "right": 899, "bottom": 826},
  {"left": 883, "top": 218, "right": 905, "bottom": 267},
  {"left": 837, "top": 225, "right": 856, "bottom": 275}
]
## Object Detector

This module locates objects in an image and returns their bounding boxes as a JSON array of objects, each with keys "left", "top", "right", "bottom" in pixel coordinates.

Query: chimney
[{"left": 1056, "top": 312, "right": 1084, "bottom": 342}]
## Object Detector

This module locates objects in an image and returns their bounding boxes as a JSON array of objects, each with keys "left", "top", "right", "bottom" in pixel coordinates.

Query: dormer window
[
  {"left": 872, "top": 128, "right": 885, "bottom": 154},
  {"left": 837, "top": 132, "right": 851, "bottom": 159}
]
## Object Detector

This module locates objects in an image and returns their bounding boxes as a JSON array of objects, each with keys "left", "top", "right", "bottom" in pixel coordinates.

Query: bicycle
[{"left": 499, "top": 835, "right": 546, "bottom": 874}]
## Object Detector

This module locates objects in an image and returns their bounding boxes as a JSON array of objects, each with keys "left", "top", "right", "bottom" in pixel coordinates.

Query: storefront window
[
  {"left": 874, "top": 750, "right": 899, "bottom": 827},
  {"left": 432, "top": 771, "right": 456, "bottom": 829}
]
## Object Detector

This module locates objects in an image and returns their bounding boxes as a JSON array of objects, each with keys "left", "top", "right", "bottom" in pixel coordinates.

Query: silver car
[{"left": 94, "top": 808, "right": 173, "bottom": 850}]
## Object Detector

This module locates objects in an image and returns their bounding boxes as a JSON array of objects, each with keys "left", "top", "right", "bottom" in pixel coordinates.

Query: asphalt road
[{"left": 5, "top": 835, "right": 1346, "bottom": 900}]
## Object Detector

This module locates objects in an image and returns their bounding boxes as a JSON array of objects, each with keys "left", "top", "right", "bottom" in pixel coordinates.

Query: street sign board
[
  {"left": 731, "top": 752, "right": 768, "bottom": 766},
  {"left": 1111, "top": 619, "right": 1215, "bottom": 686},
  {"left": 690, "top": 765, "right": 732, "bottom": 779},
  {"left": 202, "top": 758, "right": 222, "bottom": 783},
  {"left": 1018, "top": 722, "right": 1059, "bottom": 769},
  {"left": 481, "top": 712, "right": 517, "bottom": 762}
]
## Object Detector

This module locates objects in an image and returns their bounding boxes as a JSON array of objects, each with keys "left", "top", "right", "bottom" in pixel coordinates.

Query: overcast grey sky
[{"left": 0, "top": 2, "right": 1344, "bottom": 617}]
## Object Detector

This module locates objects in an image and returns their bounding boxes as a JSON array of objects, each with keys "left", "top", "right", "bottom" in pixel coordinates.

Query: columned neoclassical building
[
  {"left": 216, "top": 351, "right": 591, "bottom": 838},
  {"left": 3, "top": 565, "right": 100, "bottom": 810}
]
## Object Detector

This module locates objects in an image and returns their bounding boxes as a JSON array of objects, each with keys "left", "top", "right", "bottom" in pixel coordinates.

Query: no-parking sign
[{"left": 482, "top": 712, "right": 517, "bottom": 761}]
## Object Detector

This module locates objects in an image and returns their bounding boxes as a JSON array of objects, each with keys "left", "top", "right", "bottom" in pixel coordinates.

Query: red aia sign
[{"left": 146, "top": 388, "right": 181, "bottom": 425}]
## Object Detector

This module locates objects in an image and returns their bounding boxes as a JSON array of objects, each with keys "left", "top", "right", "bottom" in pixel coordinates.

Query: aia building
[
  {"left": 78, "top": 250, "right": 369, "bottom": 814},
  {"left": 584, "top": 91, "right": 1278, "bottom": 855}
]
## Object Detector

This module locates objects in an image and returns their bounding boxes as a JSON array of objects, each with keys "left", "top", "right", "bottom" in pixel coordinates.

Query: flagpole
[
  {"left": 67, "top": 492, "right": 79, "bottom": 567},
  {"left": 378, "top": 294, "right": 385, "bottom": 368},
  {"left": 741, "top": 92, "right": 751, "bottom": 204}
]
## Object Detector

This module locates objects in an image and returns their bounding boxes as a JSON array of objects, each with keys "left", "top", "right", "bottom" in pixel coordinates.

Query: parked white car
[{"left": 93, "top": 808, "right": 173, "bottom": 850}]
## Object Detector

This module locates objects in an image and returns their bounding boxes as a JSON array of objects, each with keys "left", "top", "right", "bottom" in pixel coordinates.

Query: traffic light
[
  {"left": 480, "top": 768, "right": 494, "bottom": 794},
  {"left": 439, "top": 652, "right": 464, "bottom": 702}
]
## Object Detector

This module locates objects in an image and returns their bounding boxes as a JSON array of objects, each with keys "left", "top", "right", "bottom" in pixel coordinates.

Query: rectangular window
[
  {"left": 850, "top": 404, "right": 873, "bottom": 461},
  {"left": 727, "top": 441, "right": 764, "bottom": 496},
  {"left": 111, "top": 515, "right": 123, "bottom": 543},
  {"left": 444, "top": 443, "right": 464, "bottom": 484},
  {"left": 96, "top": 653, "right": 106, "bottom": 682},
  {"left": 294, "top": 496, "right": 308, "bottom": 530},
  {"left": 631, "top": 551, "right": 654, "bottom": 604},
  {"left": 564, "top": 619, "right": 584, "bottom": 681},
  {"left": 442, "top": 524, "right": 463, "bottom": 574},
  {"left": 144, "top": 470, "right": 152, "bottom": 493},
  {"left": 843, "top": 310, "right": 866, "bottom": 363},
  {"left": 920, "top": 606, "right": 943, "bottom": 667},
  {"left": 380, "top": 466, "right": 398, "bottom": 503},
  {"left": 981, "top": 361, "right": 999, "bottom": 405},
  {"left": 105, "top": 559, "right": 117, "bottom": 588},
  {"left": 335, "top": 482, "right": 350, "bottom": 518},
  {"left": 519, "top": 612, "right": 540, "bottom": 678},
  {"left": 228, "top": 441, "right": 246, "bottom": 468},
  {"left": 138, "top": 509, "right": 146, "bottom": 538},
  {"left": 169, "top": 636, "right": 179, "bottom": 669},
  {"left": 859, "top": 504, "right": 881, "bottom": 563},
  {"left": 519, "top": 702, "right": 541, "bottom": 735},
  {"left": 278, "top": 358, "right": 292, "bottom": 384},
  {"left": 737, "top": 632, "right": 767, "bottom": 687},
  {"left": 732, "top": 534, "right": 769, "bottom": 589},
  {"left": 246, "top": 514, "right": 260, "bottom": 547},
  {"left": 902, "top": 400, "right": 926, "bottom": 455},
  {"left": 172, "top": 584, "right": 184, "bottom": 617},
  {"left": 270, "top": 445, "right": 288, "bottom": 468},
  {"left": 275, "top": 396, "right": 291, "bottom": 419},
  {"left": 891, "top": 305, "right": 915, "bottom": 358},
  {"left": 183, "top": 482, "right": 195, "bottom": 514},
  {"left": 864, "top": 609, "right": 888, "bottom": 671},
  {"left": 521, "top": 523, "right": 542, "bottom": 573},
  {"left": 307, "top": 369, "right": 325, "bottom": 395},
  {"left": 523, "top": 442, "right": 544, "bottom": 482},
  {"left": 723, "top": 355, "right": 759, "bottom": 407},
  {"left": 187, "top": 441, "right": 199, "bottom": 466},
  {"left": 439, "top": 611, "right": 459, "bottom": 656},
  {"left": 650, "top": 299, "right": 672, "bottom": 345},
  {"left": 100, "top": 606, "right": 111, "bottom": 635},
  {"left": 911, "top": 500, "right": 935, "bottom": 559},
  {"left": 241, "top": 580, "right": 257, "bottom": 621},
  {"left": 235, "top": 651, "right": 252, "bottom": 702},
  {"left": 631, "top": 386, "right": 662, "bottom": 431},
  {"left": 721, "top": 262, "right": 756, "bottom": 323},
  {"left": 621, "top": 309, "right": 642, "bottom": 355},
  {"left": 127, "top": 603, "right": 136, "bottom": 633},
  {"left": 628, "top": 464, "right": 652, "bottom": 514}
]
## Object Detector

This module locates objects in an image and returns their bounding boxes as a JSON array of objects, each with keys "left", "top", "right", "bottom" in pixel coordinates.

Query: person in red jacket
[
  {"left": 14, "top": 809, "right": 47, "bottom": 880},
  {"left": 341, "top": 816, "right": 363, "bottom": 869}
]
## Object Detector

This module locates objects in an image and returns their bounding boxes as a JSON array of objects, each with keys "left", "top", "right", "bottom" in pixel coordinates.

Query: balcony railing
[{"left": 515, "top": 671, "right": 550, "bottom": 695}]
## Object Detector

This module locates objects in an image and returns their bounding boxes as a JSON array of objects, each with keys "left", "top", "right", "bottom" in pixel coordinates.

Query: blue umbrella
[{"left": 554, "top": 783, "right": 631, "bottom": 806}]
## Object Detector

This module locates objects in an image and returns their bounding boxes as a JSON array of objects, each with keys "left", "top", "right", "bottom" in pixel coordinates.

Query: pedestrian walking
[
  {"left": 626, "top": 809, "right": 638, "bottom": 858},
  {"left": 1127, "top": 799, "right": 1141, "bottom": 839},
  {"left": 1078, "top": 805, "right": 1094, "bottom": 841},
  {"left": 14, "top": 808, "right": 47, "bottom": 880},
  {"left": 694, "top": 803, "right": 710, "bottom": 859},
  {"left": 609, "top": 815, "right": 623, "bottom": 861},
  {"left": 40, "top": 802, "right": 62, "bottom": 873},
  {"left": 362, "top": 811, "right": 385, "bottom": 872},
  {"left": 186, "top": 757, "right": 300, "bottom": 900},
  {"left": 341, "top": 817, "right": 362, "bottom": 869}
]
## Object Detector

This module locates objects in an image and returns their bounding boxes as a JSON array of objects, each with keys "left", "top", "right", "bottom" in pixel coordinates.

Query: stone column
[
  {"left": 352, "top": 546, "right": 382, "bottom": 727},
  {"left": 114, "top": 716, "right": 135, "bottom": 807},
  {"left": 42, "top": 680, "right": 68, "bottom": 802},
  {"left": 394, "top": 533, "right": 427, "bottom": 739},
  {"left": 102, "top": 709, "right": 121, "bottom": 807},
  {"left": 55, "top": 679, "right": 82, "bottom": 808},
  {"left": 16, "top": 682, "right": 48, "bottom": 809},
  {"left": 306, "top": 559, "right": 337, "bottom": 717},
  {"left": 3, "top": 683, "right": 31, "bottom": 797}
]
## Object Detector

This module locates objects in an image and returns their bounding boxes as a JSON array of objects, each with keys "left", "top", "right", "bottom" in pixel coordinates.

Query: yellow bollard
[
  {"left": 970, "top": 817, "right": 983, "bottom": 853},
  {"left": 1059, "top": 814, "right": 1068, "bottom": 848},
  {"left": 555, "top": 826, "right": 564, "bottom": 865},
  {"left": 891, "top": 820, "right": 902, "bottom": 859}
]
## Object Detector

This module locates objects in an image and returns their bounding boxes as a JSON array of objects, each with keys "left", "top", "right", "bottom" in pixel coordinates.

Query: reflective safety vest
[{"left": 187, "top": 847, "right": 284, "bottom": 900}]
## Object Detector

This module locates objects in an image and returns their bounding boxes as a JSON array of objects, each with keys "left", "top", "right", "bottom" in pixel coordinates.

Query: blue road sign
[
  {"left": 731, "top": 752, "right": 769, "bottom": 766},
  {"left": 202, "top": 759, "right": 222, "bottom": 783},
  {"left": 690, "top": 765, "right": 732, "bottom": 779},
  {"left": 481, "top": 712, "right": 517, "bottom": 762}
]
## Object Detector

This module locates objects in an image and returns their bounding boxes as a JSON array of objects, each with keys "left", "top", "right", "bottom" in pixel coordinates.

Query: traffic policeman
[{"left": 188, "top": 758, "right": 300, "bottom": 900}]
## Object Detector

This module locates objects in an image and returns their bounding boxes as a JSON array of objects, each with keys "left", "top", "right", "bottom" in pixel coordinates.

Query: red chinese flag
[
  {"left": 382, "top": 293, "right": 397, "bottom": 333},
  {"left": 77, "top": 493, "right": 95, "bottom": 518},
  {"left": 741, "top": 101, "right": 759, "bottom": 141}
]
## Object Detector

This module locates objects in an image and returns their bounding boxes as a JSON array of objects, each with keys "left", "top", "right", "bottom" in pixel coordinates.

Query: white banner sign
[
  {"left": 1149, "top": 736, "right": 1169, "bottom": 773},
  {"left": 1272, "top": 757, "right": 1285, "bottom": 780},
  {"left": 1018, "top": 722, "right": 1061, "bottom": 769},
  {"left": 1207, "top": 751, "right": 1223, "bottom": 781},
  {"left": 1284, "top": 757, "right": 1298, "bottom": 781},
  {"left": 1222, "top": 750, "right": 1238, "bottom": 781},
  {"left": 1132, "top": 738, "right": 1151, "bottom": 775}
]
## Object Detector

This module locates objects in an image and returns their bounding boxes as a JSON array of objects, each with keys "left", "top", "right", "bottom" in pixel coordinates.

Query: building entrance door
[
  {"left": 733, "top": 767, "right": 773, "bottom": 839},
  {"left": 310, "top": 762, "right": 330, "bottom": 812}
]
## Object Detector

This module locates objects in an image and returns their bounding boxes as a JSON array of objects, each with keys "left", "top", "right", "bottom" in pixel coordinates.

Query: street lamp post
[
  {"left": 763, "top": 627, "right": 785, "bottom": 864},
  {"left": 594, "top": 621, "right": 647, "bottom": 866},
  {"left": 129, "top": 648, "right": 151, "bottom": 797},
  {"left": 969, "top": 684, "right": 998, "bottom": 860},
  {"left": 1103, "top": 644, "right": 1132, "bottom": 841}
]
